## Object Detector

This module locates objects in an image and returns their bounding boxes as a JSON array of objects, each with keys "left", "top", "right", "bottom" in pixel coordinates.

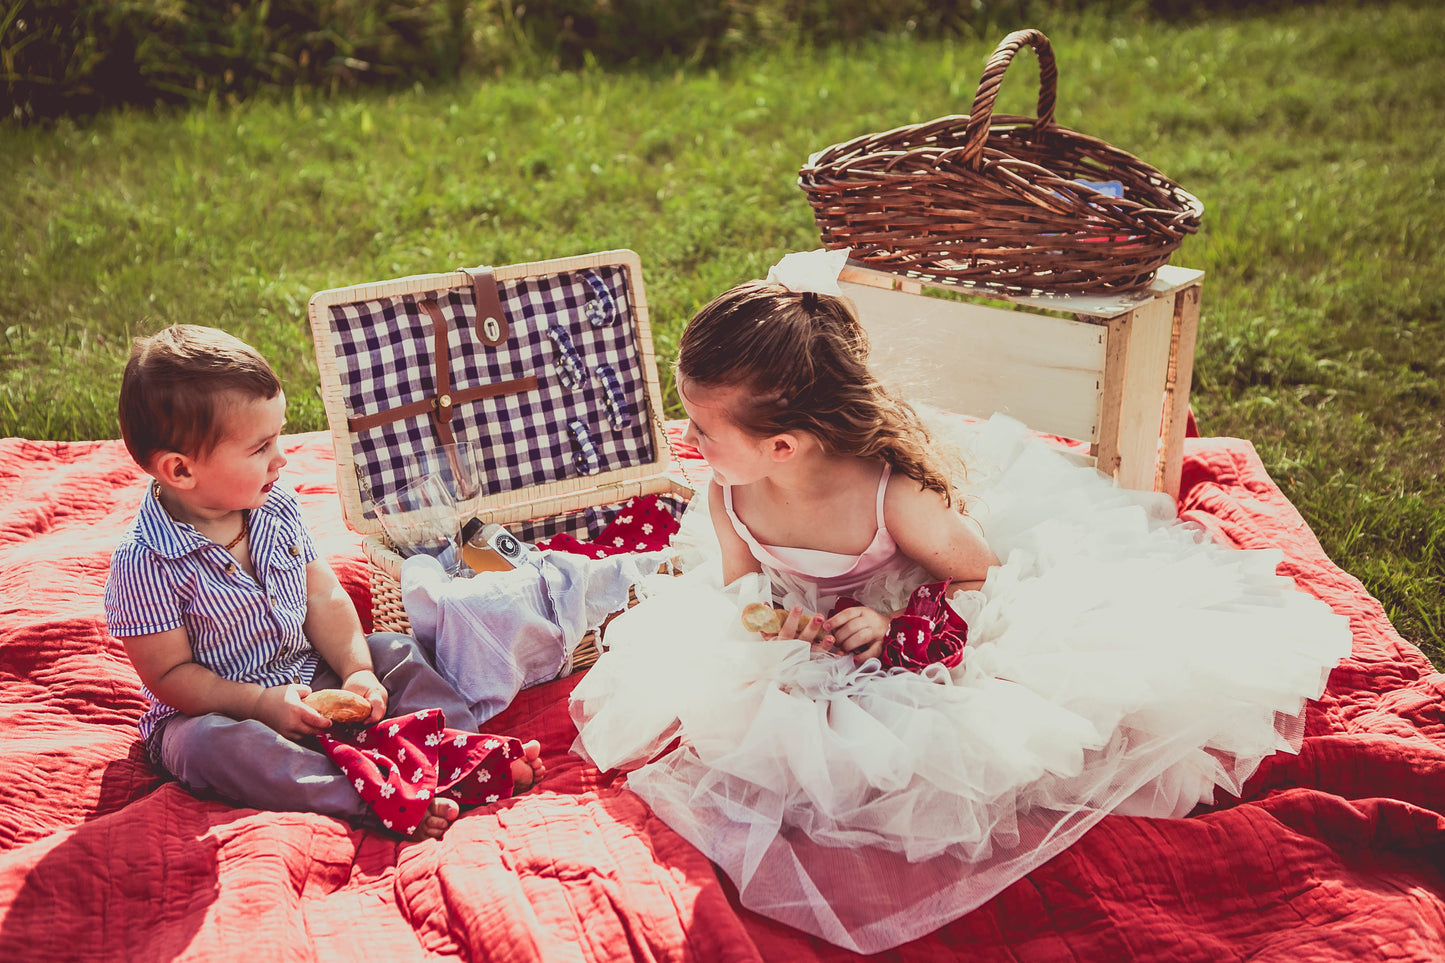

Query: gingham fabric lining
[{"left": 326, "top": 264, "right": 655, "bottom": 515}]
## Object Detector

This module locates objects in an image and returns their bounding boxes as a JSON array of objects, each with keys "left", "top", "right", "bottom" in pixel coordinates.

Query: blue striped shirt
[{"left": 104, "top": 483, "right": 322, "bottom": 753}]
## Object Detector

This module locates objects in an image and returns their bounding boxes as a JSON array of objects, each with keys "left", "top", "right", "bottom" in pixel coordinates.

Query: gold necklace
[
  {"left": 152, "top": 482, "right": 249, "bottom": 551},
  {"left": 222, "top": 510, "right": 250, "bottom": 551}
]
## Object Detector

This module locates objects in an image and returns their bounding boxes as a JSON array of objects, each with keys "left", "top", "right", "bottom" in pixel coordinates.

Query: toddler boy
[{"left": 104, "top": 325, "right": 542, "bottom": 839}]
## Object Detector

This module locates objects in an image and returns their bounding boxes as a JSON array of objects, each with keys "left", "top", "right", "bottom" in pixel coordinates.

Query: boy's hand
[
  {"left": 342, "top": 669, "right": 387, "bottom": 725},
  {"left": 822, "top": 606, "right": 891, "bottom": 664},
  {"left": 254, "top": 684, "right": 332, "bottom": 740}
]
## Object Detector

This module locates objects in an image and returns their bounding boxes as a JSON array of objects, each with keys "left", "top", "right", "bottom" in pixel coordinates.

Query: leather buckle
[{"left": 463, "top": 266, "right": 510, "bottom": 347}]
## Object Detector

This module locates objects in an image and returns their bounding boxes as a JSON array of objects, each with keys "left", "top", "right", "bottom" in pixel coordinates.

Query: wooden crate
[
  {"left": 839, "top": 263, "right": 1204, "bottom": 498},
  {"left": 307, "top": 249, "right": 692, "bottom": 649}
]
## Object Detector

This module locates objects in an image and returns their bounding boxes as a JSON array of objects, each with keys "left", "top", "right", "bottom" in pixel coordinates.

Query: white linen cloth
[{"left": 402, "top": 548, "right": 670, "bottom": 723}]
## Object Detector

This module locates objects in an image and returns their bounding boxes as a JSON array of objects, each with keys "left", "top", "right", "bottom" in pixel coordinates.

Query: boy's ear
[{"left": 152, "top": 451, "right": 198, "bottom": 490}]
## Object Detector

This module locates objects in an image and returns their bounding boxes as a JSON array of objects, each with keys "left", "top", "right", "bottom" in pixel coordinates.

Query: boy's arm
[
  {"left": 302, "top": 557, "right": 387, "bottom": 724},
  {"left": 121, "top": 628, "right": 331, "bottom": 739}
]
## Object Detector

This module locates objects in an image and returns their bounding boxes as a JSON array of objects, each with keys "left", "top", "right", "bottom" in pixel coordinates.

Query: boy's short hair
[{"left": 119, "top": 324, "right": 281, "bottom": 467}]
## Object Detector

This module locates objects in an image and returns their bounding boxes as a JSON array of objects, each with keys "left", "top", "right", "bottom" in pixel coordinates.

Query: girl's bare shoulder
[
  {"left": 882, "top": 468, "right": 951, "bottom": 518},
  {"left": 883, "top": 470, "right": 997, "bottom": 578}
]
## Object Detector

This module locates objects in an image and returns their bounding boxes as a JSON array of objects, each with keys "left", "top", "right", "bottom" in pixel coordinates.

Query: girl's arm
[
  {"left": 825, "top": 477, "right": 999, "bottom": 664},
  {"left": 885, "top": 477, "right": 999, "bottom": 587},
  {"left": 121, "top": 628, "right": 331, "bottom": 739},
  {"left": 707, "top": 478, "right": 764, "bottom": 586},
  {"left": 302, "top": 557, "right": 387, "bottom": 724}
]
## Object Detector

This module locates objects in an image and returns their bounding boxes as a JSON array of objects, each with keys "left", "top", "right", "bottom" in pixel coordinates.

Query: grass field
[{"left": 3, "top": 1, "right": 1441, "bottom": 663}]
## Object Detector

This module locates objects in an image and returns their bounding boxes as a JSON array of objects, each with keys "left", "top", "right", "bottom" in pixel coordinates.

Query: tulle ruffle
[{"left": 569, "top": 414, "right": 1352, "bottom": 953}]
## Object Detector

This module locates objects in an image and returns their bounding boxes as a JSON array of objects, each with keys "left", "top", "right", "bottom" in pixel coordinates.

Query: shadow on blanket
[
  {"left": 0, "top": 430, "right": 1443, "bottom": 961},
  {"left": 1, "top": 786, "right": 222, "bottom": 956}
]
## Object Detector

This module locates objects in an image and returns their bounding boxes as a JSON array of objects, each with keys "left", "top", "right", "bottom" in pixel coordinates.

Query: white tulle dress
[{"left": 568, "top": 414, "right": 1351, "bottom": 954}]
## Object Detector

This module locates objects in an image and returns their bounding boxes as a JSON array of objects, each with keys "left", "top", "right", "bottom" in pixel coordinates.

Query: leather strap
[
  {"left": 464, "top": 266, "right": 510, "bottom": 346},
  {"left": 345, "top": 377, "right": 539, "bottom": 434},
  {"left": 423, "top": 298, "right": 456, "bottom": 446},
  {"left": 345, "top": 297, "right": 538, "bottom": 438}
]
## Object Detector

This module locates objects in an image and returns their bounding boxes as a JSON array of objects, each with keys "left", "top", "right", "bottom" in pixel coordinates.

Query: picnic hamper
[
  {"left": 798, "top": 28, "right": 1203, "bottom": 295},
  {"left": 307, "top": 250, "right": 692, "bottom": 672}
]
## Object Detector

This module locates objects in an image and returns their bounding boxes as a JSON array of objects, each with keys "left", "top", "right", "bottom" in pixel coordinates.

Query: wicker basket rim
[{"left": 801, "top": 116, "right": 1203, "bottom": 226}]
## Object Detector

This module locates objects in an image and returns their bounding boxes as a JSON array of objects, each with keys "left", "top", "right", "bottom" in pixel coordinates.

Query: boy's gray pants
[{"left": 156, "top": 633, "right": 480, "bottom": 828}]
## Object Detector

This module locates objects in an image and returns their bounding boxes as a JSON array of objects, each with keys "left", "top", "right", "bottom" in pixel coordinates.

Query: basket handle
[{"left": 961, "top": 29, "right": 1058, "bottom": 168}]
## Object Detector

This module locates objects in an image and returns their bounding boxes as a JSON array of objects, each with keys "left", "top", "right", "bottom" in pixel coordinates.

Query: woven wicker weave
[{"left": 798, "top": 29, "right": 1203, "bottom": 295}]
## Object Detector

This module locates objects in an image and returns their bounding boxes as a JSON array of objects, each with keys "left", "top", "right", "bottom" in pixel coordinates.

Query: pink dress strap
[{"left": 722, "top": 465, "right": 899, "bottom": 581}]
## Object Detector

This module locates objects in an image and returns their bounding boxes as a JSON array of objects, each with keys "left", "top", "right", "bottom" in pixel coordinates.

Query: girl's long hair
[{"left": 677, "top": 280, "right": 955, "bottom": 502}]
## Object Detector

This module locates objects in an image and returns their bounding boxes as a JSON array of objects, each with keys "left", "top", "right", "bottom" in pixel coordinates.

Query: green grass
[{"left": 3, "top": 2, "right": 1441, "bottom": 664}]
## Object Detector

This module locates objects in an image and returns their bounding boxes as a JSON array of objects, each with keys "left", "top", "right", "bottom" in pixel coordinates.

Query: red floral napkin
[
  {"left": 317, "top": 708, "right": 521, "bottom": 836},
  {"left": 830, "top": 580, "right": 970, "bottom": 671},
  {"left": 537, "top": 493, "right": 681, "bottom": 559}
]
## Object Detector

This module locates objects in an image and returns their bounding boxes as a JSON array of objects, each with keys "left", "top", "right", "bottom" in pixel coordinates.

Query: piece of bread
[
  {"left": 741, "top": 602, "right": 821, "bottom": 636},
  {"left": 304, "top": 688, "right": 372, "bottom": 723},
  {"left": 741, "top": 602, "right": 783, "bottom": 634}
]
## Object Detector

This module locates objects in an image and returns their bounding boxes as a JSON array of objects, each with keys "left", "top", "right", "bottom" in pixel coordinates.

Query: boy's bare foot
[
  {"left": 511, "top": 740, "right": 545, "bottom": 793},
  {"left": 407, "top": 796, "right": 460, "bottom": 841}
]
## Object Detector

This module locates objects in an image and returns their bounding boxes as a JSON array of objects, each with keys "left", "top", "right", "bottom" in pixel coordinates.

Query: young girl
[
  {"left": 569, "top": 251, "right": 1350, "bottom": 954},
  {"left": 677, "top": 268, "right": 999, "bottom": 663}
]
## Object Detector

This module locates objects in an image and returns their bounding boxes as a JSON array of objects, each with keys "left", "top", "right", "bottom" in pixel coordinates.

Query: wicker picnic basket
[
  {"left": 798, "top": 28, "right": 1203, "bottom": 295},
  {"left": 307, "top": 250, "right": 693, "bottom": 674}
]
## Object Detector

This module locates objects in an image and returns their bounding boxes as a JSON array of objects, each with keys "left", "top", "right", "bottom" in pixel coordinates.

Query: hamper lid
[{"left": 306, "top": 249, "right": 672, "bottom": 536}]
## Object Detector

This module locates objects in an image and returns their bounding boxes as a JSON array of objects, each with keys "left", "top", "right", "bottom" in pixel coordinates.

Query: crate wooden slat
[{"left": 839, "top": 263, "right": 1203, "bottom": 497}]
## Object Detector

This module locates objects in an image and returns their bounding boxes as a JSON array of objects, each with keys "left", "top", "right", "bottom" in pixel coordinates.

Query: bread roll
[
  {"left": 304, "top": 688, "right": 372, "bottom": 723},
  {"left": 741, "top": 602, "right": 822, "bottom": 636}
]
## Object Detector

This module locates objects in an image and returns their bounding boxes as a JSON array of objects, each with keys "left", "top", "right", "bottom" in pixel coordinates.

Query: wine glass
[
  {"left": 373, "top": 474, "right": 464, "bottom": 575},
  {"left": 405, "top": 440, "right": 485, "bottom": 554},
  {"left": 404, "top": 441, "right": 483, "bottom": 506}
]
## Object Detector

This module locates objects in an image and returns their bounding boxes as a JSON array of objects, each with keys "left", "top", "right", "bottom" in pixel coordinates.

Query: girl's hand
[
  {"left": 770, "top": 605, "right": 829, "bottom": 646},
  {"left": 342, "top": 669, "right": 387, "bottom": 725},
  {"left": 254, "top": 683, "right": 331, "bottom": 740},
  {"left": 822, "top": 606, "right": 891, "bottom": 664}
]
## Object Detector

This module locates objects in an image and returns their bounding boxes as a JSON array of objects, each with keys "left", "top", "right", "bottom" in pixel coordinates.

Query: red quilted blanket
[{"left": 1, "top": 430, "right": 1442, "bottom": 961}]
